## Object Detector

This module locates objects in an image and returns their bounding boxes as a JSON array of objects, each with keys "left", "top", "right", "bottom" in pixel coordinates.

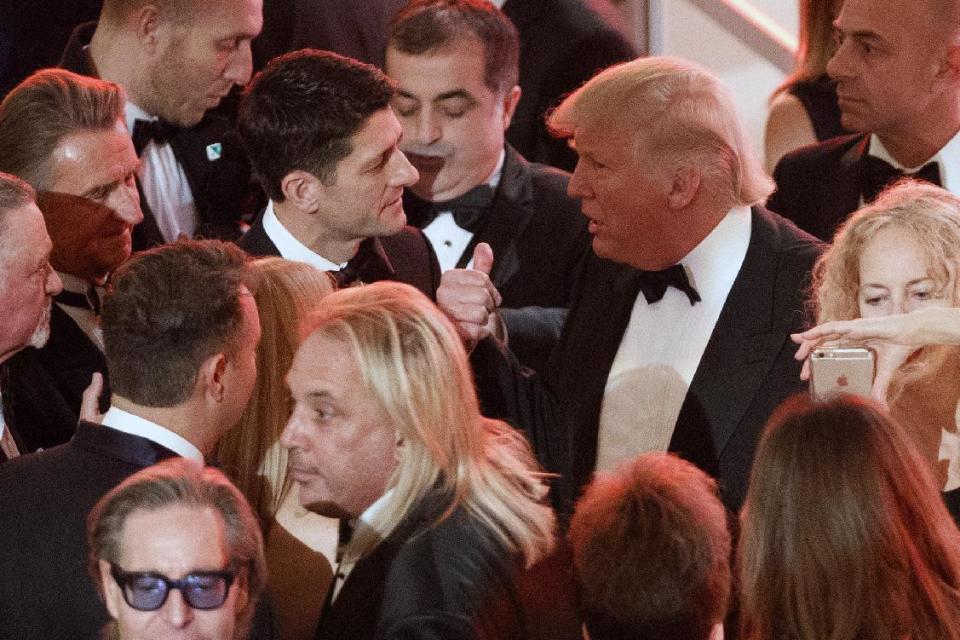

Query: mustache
[{"left": 401, "top": 143, "right": 455, "bottom": 158}]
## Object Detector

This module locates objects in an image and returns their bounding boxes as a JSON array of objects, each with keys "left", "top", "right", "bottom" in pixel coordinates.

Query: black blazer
[
  {"left": 405, "top": 145, "right": 590, "bottom": 368},
  {"left": 502, "top": 0, "right": 636, "bottom": 172},
  {"left": 767, "top": 133, "right": 868, "bottom": 242},
  {"left": 0, "top": 422, "right": 176, "bottom": 640},
  {"left": 315, "top": 493, "right": 579, "bottom": 640},
  {"left": 1, "top": 303, "right": 110, "bottom": 453},
  {"left": 473, "top": 207, "right": 824, "bottom": 517},
  {"left": 238, "top": 219, "right": 442, "bottom": 301},
  {"left": 61, "top": 22, "right": 261, "bottom": 250}
]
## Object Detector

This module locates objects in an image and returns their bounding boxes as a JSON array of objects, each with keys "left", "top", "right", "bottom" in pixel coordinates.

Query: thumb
[{"left": 471, "top": 242, "right": 494, "bottom": 275}]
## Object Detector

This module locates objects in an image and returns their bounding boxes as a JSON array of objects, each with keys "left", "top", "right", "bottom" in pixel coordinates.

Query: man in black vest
[
  {"left": 440, "top": 57, "right": 823, "bottom": 519},
  {"left": 60, "top": 0, "right": 263, "bottom": 248},
  {"left": 385, "top": 0, "right": 589, "bottom": 369},
  {"left": 0, "top": 239, "right": 261, "bottom": 640},
  {"left": 0, "top": 173, "right": 62, "bottom": 462},
  {"left": 237, "top": 50, "right": 440, "bottom": 299},
  {"left": 0, "top": 69, "right": 142, "bottom": 451},
  {"left": 768, "top": 0, "right": 960, "bottom": 241}
]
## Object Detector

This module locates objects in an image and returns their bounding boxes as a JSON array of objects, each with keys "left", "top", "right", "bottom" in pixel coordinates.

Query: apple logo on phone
[{"left": 837, "top": 375, "right": 848, "bottom": 387}]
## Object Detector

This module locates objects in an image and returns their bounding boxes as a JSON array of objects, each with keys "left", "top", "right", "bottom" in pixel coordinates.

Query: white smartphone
[{"left": 809, "top": 346, "right": 875, "bottom": 401}]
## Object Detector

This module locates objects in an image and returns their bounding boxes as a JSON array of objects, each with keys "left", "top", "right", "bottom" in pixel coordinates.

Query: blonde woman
[
  {"left": 216, "top": 257, "right": 337, "bottom": 640},
  {"left": 795, "top": 181, "right": 960, "bottom": 518}
]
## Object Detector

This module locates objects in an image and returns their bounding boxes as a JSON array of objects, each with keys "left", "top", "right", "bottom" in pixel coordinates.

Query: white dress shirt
[
  {"left": 422, "top": 150, "right": 505, "bottom": 272},
  {"left": 56, "top": 272, "right": 104, "bottom": 352},
  {"left": 101, "top": 406, "right": 203, "bottom": 462},
  {"left": 262, "top": 201, "right": 345, "bottom": 271},
  {"left": 125, "top": 101, "right": 198, "bottom": 243},
  {"left": 868, "top": 129, "right": 960, "bottom": 195},
  {"left": 595, "top": 206, "right": 752, "bottom": 472},
  {"left": 0, "top": 389, "right": 19, "bottom": 459},
  {"left": 330, "top": 489, "right": 394, "bottom": 602}
]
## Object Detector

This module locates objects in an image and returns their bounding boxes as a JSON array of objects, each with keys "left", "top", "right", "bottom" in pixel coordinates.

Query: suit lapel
[
  {"left": 670, "top": 208, "right": 790, "bottom": 470},
  {"left": 837, "top": 134, "right": 869, "bottom": 218},
  {"left": 476, "top": 147, "right": 534, "bottom": 290},
  {"left": 236, "top": 213, "right": 282, "bottom": 257}
]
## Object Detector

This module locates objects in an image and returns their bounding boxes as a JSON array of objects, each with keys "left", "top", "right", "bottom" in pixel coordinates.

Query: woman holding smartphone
[{"left": 795, "top": 180, "right": 960, "bottom": 518}]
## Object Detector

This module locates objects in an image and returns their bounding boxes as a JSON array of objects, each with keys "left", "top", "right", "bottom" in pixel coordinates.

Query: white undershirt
[
  {"left": 101, "top": 406, "right": 203, "bottom": 462},
  {"left": 261, "top": 202, "right": 344, "bottom": 271},
  {"left": 595, "top": 206, "right": 752, "bottom": 472},
  {"left": 421, "top": 150, "right": 505, "bottom": 272},
  {"left": 125, "top": 102, "right": 198, "bottom": 243},
  {"left": 56, "top": 272, "right": 104, "bottom": 353},
  {"left": 868, "top": 129, "right": 960, "bottom": 195}
]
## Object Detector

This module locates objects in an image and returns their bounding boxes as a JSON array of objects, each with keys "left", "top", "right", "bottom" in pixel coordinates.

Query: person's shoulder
[
  {"left": 380, "top": 225, "right": 433, "bottom": 256},
  {"left": 776, "top": 133, "right": 864, "bottom": 175},
  {"left": 754, "top": 206, "right": 826, "bottom": 256}
]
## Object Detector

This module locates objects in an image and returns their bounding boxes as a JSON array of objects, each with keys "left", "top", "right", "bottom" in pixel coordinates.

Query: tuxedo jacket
[
  {"left": 237, "top": 221, "right": 442, "bottom": 301},
  {"left": 405, "top": 145, "right": 590, "bottom": 369},
  {"left": 502, "top": 0, "right": 636, "bottom": 172},
  {"left": 61, "top": 22, "right": 261, "bottom": 249},
  {"left": 315, "top": 492, "right": 579, "bottom": 640},
  {"left": 472, "top": 207, "right": 824, "bottom": 517},
  {"left": 1, "top": 303, "right": 110, "bottom": 453},
  {"left": 767, "top": 133, "right": 870, "bottom": 242},
  {"left": 0, "top": 422, "right": 176, "bottom": 640}
]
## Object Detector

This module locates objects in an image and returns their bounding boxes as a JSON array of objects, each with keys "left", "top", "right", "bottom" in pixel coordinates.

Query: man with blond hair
[{"left": 440, "top": 56, "right": 823, "bottom": 517}]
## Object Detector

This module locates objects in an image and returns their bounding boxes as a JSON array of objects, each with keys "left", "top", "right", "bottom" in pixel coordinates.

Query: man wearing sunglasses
[{"left": 87, "top": 458, "right": 267, "bottom": 640}]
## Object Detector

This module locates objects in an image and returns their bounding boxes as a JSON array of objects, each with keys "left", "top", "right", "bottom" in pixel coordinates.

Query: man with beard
[
  {"left": 0, "top": 172, "right": 62, "bottom": 461},
  {"left": 60, "top": 0, "right": 263, "bottom": 247},
  {"left": 385, "top": 0, "right": 589, "bottom": 369},
  {"left": 0, "top": 69, "right": 142, "bottom": 451}
]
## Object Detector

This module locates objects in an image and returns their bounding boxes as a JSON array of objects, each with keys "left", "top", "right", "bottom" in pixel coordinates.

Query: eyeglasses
[{"left": 110, "top": 565, "right": 236, "bottom": 612}]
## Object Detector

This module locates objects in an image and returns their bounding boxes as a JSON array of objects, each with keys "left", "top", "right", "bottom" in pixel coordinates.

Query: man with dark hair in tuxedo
[
  {"left": 0, "top": 68, "right": 142, "bottom": 451},
  {"left": 0, "top": 239, "right": 261, "bottom": 640},
  {"left": 768, "top": 0, "right": 960, "bottom": 241},
  {"left": 236, "top": 49, "right": 441, "bottom": 298},
  {"left": 440, "top": 56, "right": 822, "bottom": 520},
  {"left": 0, "top": 172, "right": 62, "bottom": 461},
  {"left": 385, "top": 0, "right": 589, "bottom": 369},
  {"left": 60, "top": 0, "right": 263, "bottom": 248}
]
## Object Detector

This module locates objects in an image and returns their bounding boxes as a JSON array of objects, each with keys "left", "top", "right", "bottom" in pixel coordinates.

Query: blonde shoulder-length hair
[
  {"left": 216, "top": 257, "right": 336, "bottom": 525},
  {"left": 301, "top": 281, "right": 555, "bottom": 567}
]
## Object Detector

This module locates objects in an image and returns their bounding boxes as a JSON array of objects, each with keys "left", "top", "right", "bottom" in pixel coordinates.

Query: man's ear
[
  {"left": 134, "top": 4, "right": 164, "bottom": 52},
  {"left": 501, "top": 85, "right": 522, "bottom": 130},
  {"left": 280, "top": 170, "right": 323, "bottom": 212},
  {"left": 666, "top": 165, "right": 701, "bottom": 210},
  {"left": 199, "top": 352, "right": 228, "bottom": 403},
  {"left": 99, "top": 559, "right": 122, "bottom": 619}
]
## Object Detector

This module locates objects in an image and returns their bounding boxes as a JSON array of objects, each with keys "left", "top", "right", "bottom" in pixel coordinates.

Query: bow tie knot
[
  {"left": 132, "top": 118, "right": 177, "bottom": 155},
  {"left": 404, "top": 185, "right": 495, "bottom": 232},
  {"left": 636, "top": 264, "right": 701, "bottom": 306},
  {"left": 860, "top": 155, "right": 942, "bottom": 203}
]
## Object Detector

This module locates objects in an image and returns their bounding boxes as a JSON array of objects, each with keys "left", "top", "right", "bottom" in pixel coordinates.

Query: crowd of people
[{"left": 2, "top": 0, "right": 960, "bottom": 638}]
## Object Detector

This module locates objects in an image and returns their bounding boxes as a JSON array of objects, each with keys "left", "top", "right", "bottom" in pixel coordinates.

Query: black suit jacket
[
  {"left": 406, "top": 145, "right": 590, "bottom": 368},
  {"left": 0, "top": 421, "right": 176, "bottom": 640},
  {"left": 238, "top": 219, "right": 442, "bottom": 301},
  {"left": 502, "top": 0, "right": 636, "bottom": 172},
  {"left": 61, "top": 21, "right": 261, "bottom": 249},
  {"left": 767, "top": 133, "right": 868, "bottom": 241},
  {"left": 315, "top": 493, "right": 579, "bottom": 640},
  {"left": 1, "top": 303, "right": 110, "bottom": 453},
  {"left": 473, "top": 207, "right": 824, "bottom": 517}
]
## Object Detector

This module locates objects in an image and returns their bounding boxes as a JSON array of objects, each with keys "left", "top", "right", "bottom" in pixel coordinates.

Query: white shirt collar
[
  {"left": 261, "top": 201, "right": 344, "bottom": 271},
  {"left": 869, "top": 129, "right": 960, "bottom": 193},
  {"left": 124, "top": 101, "right": 156, "bottom": 135},
  {"left": 354, "top": 488, "right": 394, "bottom": 538},
  {"left": 677, "top": 205, "right": 753, "bottom": 305},
  {"left": 101, "top": 406, "right": 204, "bottom": 462},
  {"left": 487, "top": 149, "right": 506, "bottom": 189}
]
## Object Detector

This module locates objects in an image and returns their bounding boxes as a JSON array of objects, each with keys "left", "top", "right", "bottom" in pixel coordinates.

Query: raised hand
[{"left": 437, "top": 242, "right": 503, "bottom": 345}]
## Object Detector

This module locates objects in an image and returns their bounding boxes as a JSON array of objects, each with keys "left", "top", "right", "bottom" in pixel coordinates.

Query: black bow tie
[
  {"left": 404, "top": 185, "right": 495, "bottom": 233},
  {"left": 332, "top": 238, "right": 390, "bottom": 289},
  {"left": 131, "top": 118, "right": 177, "bottom": 155},
  {"left": 637, "top": 264, "right": 701, "bottom": 306},
  {"left": 55, "top": 287, "right": 101, "bottom": 315},
  {"left": 860, "top": 155, "right": 942, "bottom": 203}
]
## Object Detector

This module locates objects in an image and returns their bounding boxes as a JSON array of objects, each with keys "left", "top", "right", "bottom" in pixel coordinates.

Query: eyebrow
[{"left": 861, "top": 277, "right": 936, "bottom": 289}]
